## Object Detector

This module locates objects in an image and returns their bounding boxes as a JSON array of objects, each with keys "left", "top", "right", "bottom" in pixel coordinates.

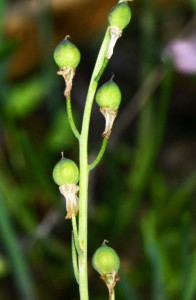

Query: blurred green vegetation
[{"left": 0, "top": 0, "right": 196, "bottom": 299}]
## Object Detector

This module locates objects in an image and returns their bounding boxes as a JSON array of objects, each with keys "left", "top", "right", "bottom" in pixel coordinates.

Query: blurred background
[{"left": 0, "top": 0, "right": 196, "bottom": 299}]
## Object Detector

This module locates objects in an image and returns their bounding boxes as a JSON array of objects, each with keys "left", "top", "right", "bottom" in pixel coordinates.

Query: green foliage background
[{"left": 0, "top": 0, "right": 196, "bottom": 299}]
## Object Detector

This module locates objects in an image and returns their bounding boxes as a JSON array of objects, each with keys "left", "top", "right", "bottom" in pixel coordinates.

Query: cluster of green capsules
[{"left": 52, "top": 0, "right": 132, "bottom": 295}]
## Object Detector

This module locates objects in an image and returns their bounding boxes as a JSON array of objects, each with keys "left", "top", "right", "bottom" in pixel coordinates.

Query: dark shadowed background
[{"left": 0, "top": 0, "right": 196, "bottom": 299}]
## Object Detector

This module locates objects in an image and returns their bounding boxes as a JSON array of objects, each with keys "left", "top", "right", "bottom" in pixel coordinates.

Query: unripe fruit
[
  {"left": 53, "top": 38, "right": 81, "bottom": 69},
  {"left": 52, "top": 157, "right": 79, "bottom": 185},
  {"left": 108, "top": 2, "right": 131, "bottom": 30},
  {"left": 96, "top": 80, "right": 121, "bottom": 110},
  {"left": 92, "top": 244, "right": 120, "bottom": 276}
]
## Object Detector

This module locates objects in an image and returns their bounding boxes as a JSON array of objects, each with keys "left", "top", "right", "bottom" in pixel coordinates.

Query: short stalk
[
  {"left": 110, "top": 290, "right": 115, "bottom": 300},
  {"left": 72, "top": 212, "right": 82, "bottom": 255},
  {"left": 89, "top": 137, "right": 108, "bottom": 171},
  {"left": 71, "top": 232, "right": 79, "bottom": 284},
  {"left": 66, "top": 96, "right": 80, "bottom": 139}
]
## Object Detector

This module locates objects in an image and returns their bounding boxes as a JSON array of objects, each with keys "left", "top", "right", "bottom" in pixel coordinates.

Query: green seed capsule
[
  {"left": 96, "top": 80, "right": 121, "bottom": 110},
  {"left": 108, "top": 2, "right": 131, "bottom": 30},
  {"left": 52, "top": 157, "right": 79, "bottom": 185},
  {"left": 53, "top": 38, "right": 81, "bottom": 69},
  {"left": 92, "top": 244, "right": 120, "bottom": 276}
]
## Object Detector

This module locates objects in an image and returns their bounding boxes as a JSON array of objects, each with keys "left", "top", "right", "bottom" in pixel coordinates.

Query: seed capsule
[
  {"left": 92, "top": 244, "right": 120, "bottom": 276},
  {"left": 52, "top": 157, "right": 79, "bottom": 186},
  {"left": 53, "top": 37, "right": 81, "bottom": 69},
  {"left": 96, "top": 80, "right": 121, "bottom": 138},
  {"left": 96, "top": 80, "right": 121, "bottom": 110},
  {"left": 108, "top": 2, "right": 131, "bottom": 30}
]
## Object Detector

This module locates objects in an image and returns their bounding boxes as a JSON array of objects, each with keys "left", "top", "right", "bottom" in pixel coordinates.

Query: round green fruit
[
  {"left": 52, "top": 157, "right": 79, "bottom": 185},
  {"left": 108, "top": 2, "right": 131, "bottom": 30},
  {"left": 96, "top": 80, "right": 121, "bottom": 110},
  {"left": 53, "top": 38, "right": 81, "bottom": 69},
  {"left": 92, "top": 244, "right": 120, "bottom": 276}
]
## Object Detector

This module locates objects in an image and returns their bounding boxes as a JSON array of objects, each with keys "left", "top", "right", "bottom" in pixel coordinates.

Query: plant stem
[
  {"left": 110, "top": 290, "right": 115, "bottom": 300},
  {"left": 94, "top": 57, "right": 109, "bottom": 81},
  {"left": 72, "top": 212, "right": 82, "bottom": 255},
  {"left": 78, "top": 28, "right": 111, "bottom": 300},
  {"left": 78, "top": 2, "right": 124, "bottom": 297},
  {"left": 71, "top": 232, "right": 79, "bottom": 284},
  {"left": 89, "top": 137, "right": 108, "bottom": 171},
  {"left": 66, "top": 96, "right": 80, "bottom": 139}
]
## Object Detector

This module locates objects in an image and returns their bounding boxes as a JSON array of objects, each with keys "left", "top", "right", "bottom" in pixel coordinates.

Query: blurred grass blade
[
  {"left": 183, "top": 252, "right": 196, "bottom": 300},
  {"left": 169, "top": 172, "right": 196, "bottom": 214},
  {"left": 0, "top": 0, "right": 7, "bottom": 39},
  {"left": 117, "top": 270, "right": 140, "bottom": 300},
  {"left": 141, "top": 213, "right": 168, "bottom": 300},
  {"left": 0, "top": 38, "right": 21, "bottom": 62},
  {"left": 113, "top": 64, "right": 173, "bottom": 234},
  {"left": 0, "top": 193, "right": 37, "bottom": 300}
]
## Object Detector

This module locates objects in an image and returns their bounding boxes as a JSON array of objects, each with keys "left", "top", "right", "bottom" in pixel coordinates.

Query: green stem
[
  {"left": 78, "top": 2, "right": 124, "bottom": 297},
  {"left": 110, "top": 290, "right": 115, "bottom": 300},
  {"left": 66, "top": 96, "right": 80, "bottom": 139},
  {"left": 88, "top": 137, "right": 108, "bottom": 171},
  {"left": 78, "top": 28, "right": 111, "bottom": 300},
  {"left": 72, "top": 212, "right": 82, "bottom": 255},
  {"left": 71, "top": 232, "right": 79, "bottom": 284},
  {"left": 94, "top": 58, "right": 109, "bottom": 81}
]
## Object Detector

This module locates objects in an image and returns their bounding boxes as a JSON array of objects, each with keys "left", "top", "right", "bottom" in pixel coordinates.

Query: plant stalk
[
  {"left": 89, "top": 137, "right": 108, "bottom": 171},
  {"left": 110, "top": 290, "right": 115, "bottom": 300},
  {"left": 78, "top": 2, "right": 123, "bottom": 298},
  {"left": 78, "top": 29, "right": 111, "bottom": 300},
  {"left": 66, "top": 96, "right": 80, "bottom": 139}
]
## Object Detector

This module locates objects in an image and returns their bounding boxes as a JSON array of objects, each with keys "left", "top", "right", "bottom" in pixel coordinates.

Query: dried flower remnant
[
  {"left": 101, "top": 270, "right": 120, "bottom": 297},
  {"left": 57, "top": 67, "right": 76, "bottom": 97},
  {"left": 100, "top": 107, "right": 118, "bottom": 139},
  {"left": 59, "top": 184, "right": 79, "bottom": 219},
  {"left": 107, "top": 26, "right": 122, "bottom": 59}
]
